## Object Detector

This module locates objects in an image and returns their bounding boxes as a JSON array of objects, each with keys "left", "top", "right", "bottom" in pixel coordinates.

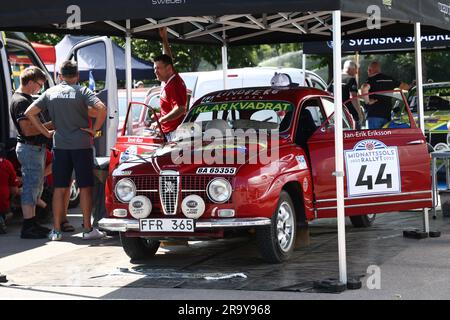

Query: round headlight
[
  {"left": 207, "top": 178, "right": 232, "bottom": 203},
  {"left": 115, "top": 178, "right": 136, "bottom": 203}
]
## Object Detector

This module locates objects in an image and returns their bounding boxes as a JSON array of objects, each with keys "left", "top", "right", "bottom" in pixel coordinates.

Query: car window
[
  {"left": 320, "top": 97, "right": 352, "bottom": 131},
  {"left": 357, "top": 91, "right": 411, "bottom": 130},
  {"left": 6, "top": 43, "right": 49, "bottom": 92},
  {"left": 147, "top": 94, "right": 161, "bottom": 110},
  {"left": 308, "top": 75, "right": 326, "bottom": 90},
  {"left": 301, "top": 98, "right": 327, "bottom": 127},
  {"left": 118, "top": 94, "right": 146, "bottom": 122},
  {"left": 250, "top": 110, "right": 279, "bottom": 124}
]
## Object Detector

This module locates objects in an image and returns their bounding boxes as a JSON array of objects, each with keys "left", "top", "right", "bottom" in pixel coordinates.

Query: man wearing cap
[{"left": 25, "top": 60, "right": 107, "bottom": 241}]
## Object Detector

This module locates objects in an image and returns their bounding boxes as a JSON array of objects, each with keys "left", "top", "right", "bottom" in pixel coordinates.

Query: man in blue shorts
[{"left": 25, "top": 61, "right": 107, "bottom": 241}]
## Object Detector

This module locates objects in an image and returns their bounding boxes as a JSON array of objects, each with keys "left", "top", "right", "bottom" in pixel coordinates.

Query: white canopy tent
[{"left": 1, "top": 1, "right": 446, "bottom": 285}]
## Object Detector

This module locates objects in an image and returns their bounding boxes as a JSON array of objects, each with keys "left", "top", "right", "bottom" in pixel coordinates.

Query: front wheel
[
  {"left": 120, "top": 233, "right": 160, "bottom": 260},
  {"left": 350, "top": 214, "right": 376, "bottom": 228},
  {"left": 256, "top": 191, "right": 297, "bottom": 263}
]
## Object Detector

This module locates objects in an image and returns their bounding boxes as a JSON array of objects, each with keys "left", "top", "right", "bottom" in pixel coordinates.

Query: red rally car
[{"left": 99, "top": 81, "right": 432, "bottom": 263}]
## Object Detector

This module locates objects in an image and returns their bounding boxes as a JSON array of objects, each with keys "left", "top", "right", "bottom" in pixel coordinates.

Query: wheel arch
[{"left": 282, "top": 181, "right": 307, "bottom": 226}]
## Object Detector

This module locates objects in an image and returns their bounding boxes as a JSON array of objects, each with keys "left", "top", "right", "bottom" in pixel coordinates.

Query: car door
[
  {"left": 308, "top": 92, "right": 432, "bottom": 218},
  {"left": 65, "top": 37, "right": 119, "bottom": 158},
  {"left": 0, "top": 36, "right": 11, "bottom": 144},
  {"left": 4, "top": 37, "right": 55, "bottom": 144}
]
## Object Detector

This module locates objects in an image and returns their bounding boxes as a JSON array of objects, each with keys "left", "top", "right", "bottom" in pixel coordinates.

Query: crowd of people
[
  {"left": 0, "top": 26, "right": 410, "bottom": 241},
  {"left": 0, "top": 27, "right": 188, "bottom": 241},
  {"left": 330, "top": 59, "right": 410, "bottom": 130}
]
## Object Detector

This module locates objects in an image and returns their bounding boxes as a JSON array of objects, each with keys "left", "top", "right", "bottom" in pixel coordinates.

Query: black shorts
[{"left": 53, "top": 148, "right": 94, "bottom": 188}]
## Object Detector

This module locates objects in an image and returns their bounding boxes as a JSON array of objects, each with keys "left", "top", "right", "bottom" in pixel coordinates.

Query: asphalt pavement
[{"left": 1, "top": 208, "right": 450, "bottom": 300}]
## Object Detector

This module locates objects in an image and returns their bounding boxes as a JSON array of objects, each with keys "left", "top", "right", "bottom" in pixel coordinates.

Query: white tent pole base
[
  {"left": 332, "top": 10, "right": 347, "bottom": 285},
  {"left": 423, "top": 208, "right": 430, "bottom": 233}
]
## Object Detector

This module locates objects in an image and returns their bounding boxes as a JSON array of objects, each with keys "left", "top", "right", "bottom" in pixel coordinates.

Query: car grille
[
  {"left": 159, "top": 171, "right": 179, "bottom": 215},
  {"left": 113, "top": 174, "right": 233, "bottom": 215}
]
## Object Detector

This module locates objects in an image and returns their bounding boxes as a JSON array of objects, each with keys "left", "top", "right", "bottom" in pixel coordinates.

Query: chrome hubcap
[
  {"left": 276, "top": 201, "right": 295, "bottom": 252},
  {"left": 70, "top": 181, "right": 79, "bottom": 201}
]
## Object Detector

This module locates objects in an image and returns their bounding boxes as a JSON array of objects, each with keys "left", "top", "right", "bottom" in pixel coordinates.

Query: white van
[{"left": 180, "top": 67, "right": 327, "bottom": 107}]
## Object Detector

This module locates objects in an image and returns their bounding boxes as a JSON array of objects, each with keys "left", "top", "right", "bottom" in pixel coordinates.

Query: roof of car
[{"left": 192, "top": 86, "right": 330, "bottom": 106}]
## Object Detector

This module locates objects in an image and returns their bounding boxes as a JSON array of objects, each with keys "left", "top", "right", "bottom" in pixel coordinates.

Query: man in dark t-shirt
[
  {"left": 26, "top": 60, "right": 108, "bottom": 241},
  {"left": 362, "top": 61, "right": 410, "bottom": 129},
  {"left": 9, "top": 66, "right": 52, "bottom": 239},
  {"left": 328, "top": 60, "right": 364, "bottom": 129}
]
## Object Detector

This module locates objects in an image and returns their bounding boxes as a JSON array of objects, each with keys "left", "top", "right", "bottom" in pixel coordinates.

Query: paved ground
[{"left": 1, "top": 209, "right": 450, "bottom": 300}]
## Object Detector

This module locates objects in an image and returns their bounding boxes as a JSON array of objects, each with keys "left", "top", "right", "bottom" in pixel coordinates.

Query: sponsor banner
[
  {"left": 192, "top": 101, "right": 293, "bottom": 115},
  {"left": 303, "top": 35, "right": 450, "bottom": 54}
]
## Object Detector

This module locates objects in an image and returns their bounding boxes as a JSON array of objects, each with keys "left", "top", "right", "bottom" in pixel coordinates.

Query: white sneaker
[
  {"left": 48, "top": 230, "right": 62, "bottom": 241},
  {"left": 82, "top": 228, "right": 106, "bottom": 240}
]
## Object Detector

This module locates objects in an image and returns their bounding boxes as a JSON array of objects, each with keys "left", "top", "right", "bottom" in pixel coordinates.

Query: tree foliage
[{"left": 25, "top": 32, "right": 450, "bottom": 85}]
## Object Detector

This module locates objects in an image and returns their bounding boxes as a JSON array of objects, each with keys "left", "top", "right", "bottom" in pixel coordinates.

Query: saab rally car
[
  {"left": 99, "top": 79, "right": 432, "bottom": 263},
  {"left": 407, "top": 82, "right": 450, "bottom": 149}
]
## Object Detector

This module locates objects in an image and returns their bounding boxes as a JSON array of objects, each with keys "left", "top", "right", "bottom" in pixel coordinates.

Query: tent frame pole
[
  {"left": 414, "top": 22, "right": 430, "bottom": 233},
  {"left": 125, "top": 19, "right": 133, "bottom": 134},
  {"left": 332, "top": 10, "right": 347, "bottom": 285},
  {"left": 222, "top": 31, "right": 228, "bottom": 90},
  {"left": 302, "top": 53, "right": 306, "bottom": 86}
]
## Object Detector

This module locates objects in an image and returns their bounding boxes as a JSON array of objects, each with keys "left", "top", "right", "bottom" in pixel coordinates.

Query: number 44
[{"left": 356, "top": 164, "right": 392, "bottom": 190}]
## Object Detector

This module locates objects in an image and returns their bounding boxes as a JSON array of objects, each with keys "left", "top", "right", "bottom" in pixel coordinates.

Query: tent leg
[
  {"left": 125, "top": 19, "right": 133, "bottom": 134},
  {"left": 423, "top": 208, "right": 430, "bottom": 233},
  {"left": 222, "top": 43, "right": 228, "bottom": 90},
  {"left": 302, "top": 53, "right": 306, "bottom": 86},
  {"left": 414, "top": 23, "right": 439, "bottom": 237},
  {"left": 332, "top": 10, "right": 347, "bottom": 285},
  {"left": 414, "top": 22, "right": 425, "bottom": 132}
]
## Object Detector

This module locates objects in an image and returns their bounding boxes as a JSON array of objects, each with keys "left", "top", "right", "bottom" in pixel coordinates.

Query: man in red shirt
[
  {"left": 0, "top": 144, "right": 19, "bottom": 234},
  {"left": 150, "top": 27, "right": 187, "bottom": 141}
]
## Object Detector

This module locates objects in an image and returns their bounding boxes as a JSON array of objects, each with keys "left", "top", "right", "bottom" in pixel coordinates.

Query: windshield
[{"left": 183, "top": 100, "right": 294, "bottom": 132}]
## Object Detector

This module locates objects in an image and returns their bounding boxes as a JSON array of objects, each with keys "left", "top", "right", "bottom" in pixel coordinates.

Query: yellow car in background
[{"left": 408, "top": 82, "right": 450, "bottom": 150}]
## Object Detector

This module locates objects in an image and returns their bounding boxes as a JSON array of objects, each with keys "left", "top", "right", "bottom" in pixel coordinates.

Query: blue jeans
[
  {"left": 368, "top": 117, "right": 389, "bottom": 130},
  {"left": 16, "top": 143, "right": 46, "bottom": 206}
]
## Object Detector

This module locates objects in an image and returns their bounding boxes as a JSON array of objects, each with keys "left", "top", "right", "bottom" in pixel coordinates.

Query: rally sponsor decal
[
  {"left": 296, "top": 155, "right": 308, "bottom": 170},
  {"left": 192, "top": 100, "right": 293, "bottom": 115},
  {"left": 196, "top": 167, "right": 237, "bottom": 175},
  {"left": 345, "top": 140, "right": 401, "bottom": 197},
  {"left": 120, "top": 145, "right": 138, "bottom": 163}
]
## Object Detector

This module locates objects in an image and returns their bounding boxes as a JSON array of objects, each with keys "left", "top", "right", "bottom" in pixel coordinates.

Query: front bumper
[{"left": 99, "top": 217, "right": 271, "bottom": 232}]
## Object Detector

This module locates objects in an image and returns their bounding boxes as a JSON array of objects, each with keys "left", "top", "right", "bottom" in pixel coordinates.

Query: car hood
[{"left": 113, "top": 136, "right": 280, "bottom": 176}]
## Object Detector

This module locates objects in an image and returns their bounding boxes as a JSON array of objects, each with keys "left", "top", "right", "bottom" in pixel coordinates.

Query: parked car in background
[{"left": 407, "top": 82, "right": 450, "bottom": 149}]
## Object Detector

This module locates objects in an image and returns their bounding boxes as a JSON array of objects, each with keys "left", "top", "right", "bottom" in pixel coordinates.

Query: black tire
[
  {"left": 68, "top": 180, "right": 80, "bottom": 209},
  {"left": 120, "top": 233, "right": 160, "bottom": 260},
  {"left": 256, "top": 191, "right": 297, "bottom": 263},
  {"left": 350, "top": 214, "right": 376, "bottom": 228}
]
